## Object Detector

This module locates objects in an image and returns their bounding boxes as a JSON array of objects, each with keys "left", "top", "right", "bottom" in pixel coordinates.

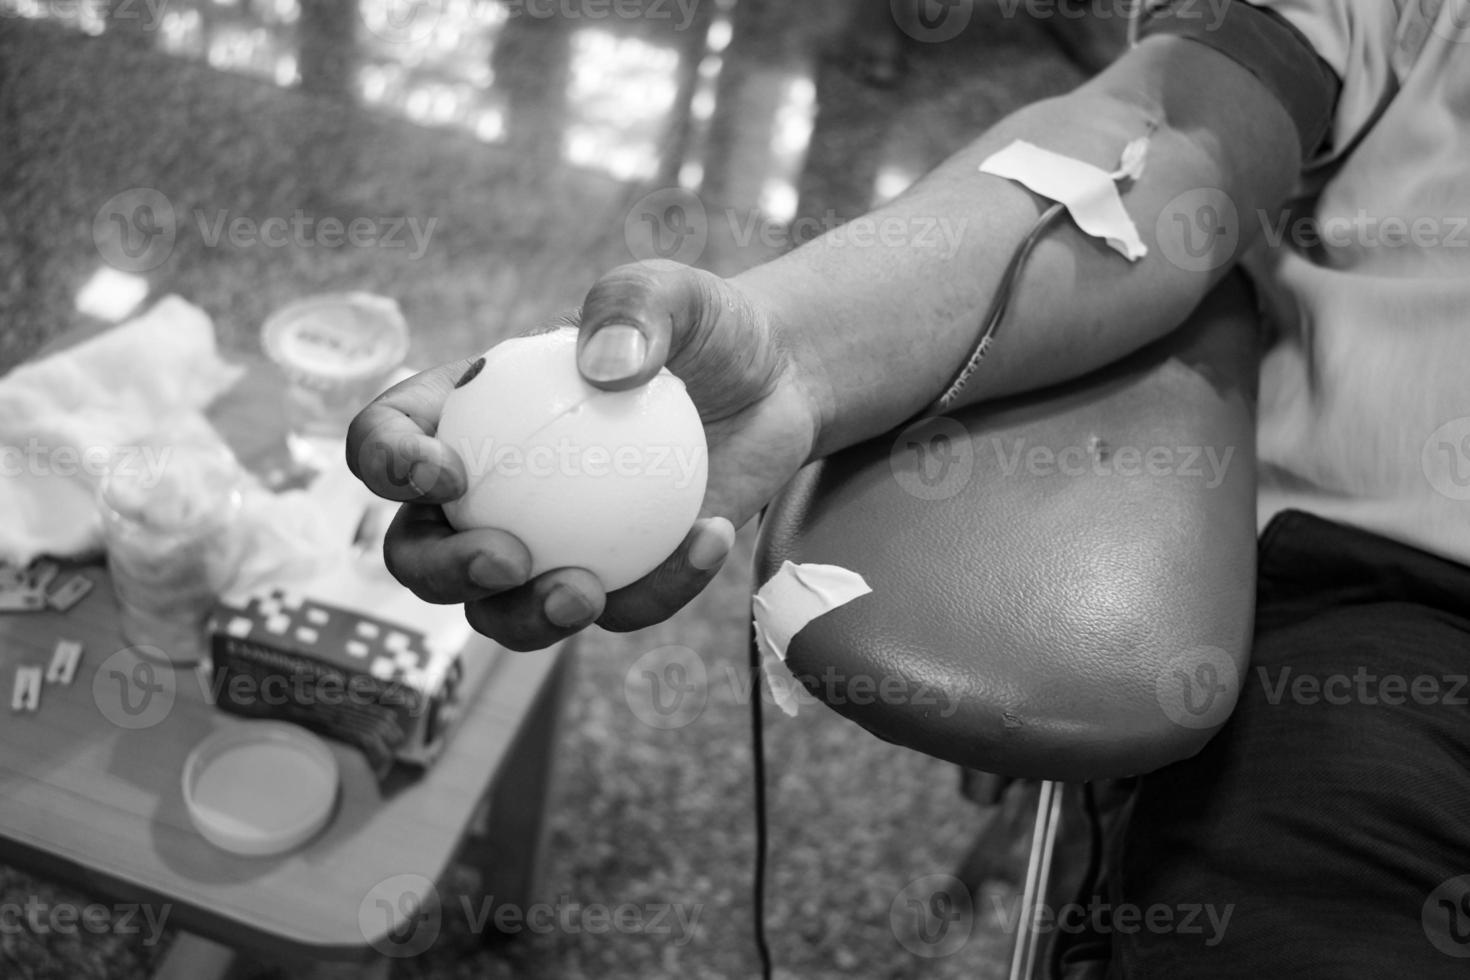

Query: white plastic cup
[
  {"left": 260, "top": 292, "right": 410, "bottom": 440},
  {"left": 98, "top": 431, "right": 243, "bottom": 666}
]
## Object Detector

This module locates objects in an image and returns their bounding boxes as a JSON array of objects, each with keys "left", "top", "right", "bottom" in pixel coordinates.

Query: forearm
[{"left": 733, "top": 36, "right": 1299, "bottom": 457}]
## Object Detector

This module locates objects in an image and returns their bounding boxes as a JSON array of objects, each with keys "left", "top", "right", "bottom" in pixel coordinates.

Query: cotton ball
[{"left": 436, "top": 328, "right": 708, "bottom": 592}]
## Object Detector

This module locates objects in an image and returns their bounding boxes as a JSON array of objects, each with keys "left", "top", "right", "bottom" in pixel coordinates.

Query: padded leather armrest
[{"left": 754, "top": 273, "right": 1260, "bottom": 781}]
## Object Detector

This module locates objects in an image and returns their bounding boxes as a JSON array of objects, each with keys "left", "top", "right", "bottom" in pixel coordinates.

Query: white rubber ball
[{"left": 436, "top": 328, "right": 708, "bottom": 592}]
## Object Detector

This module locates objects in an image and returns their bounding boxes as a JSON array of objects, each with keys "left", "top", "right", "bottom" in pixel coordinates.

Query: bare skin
[{"left": 346, "top": 35, "right": 1299, "bottom": 651}]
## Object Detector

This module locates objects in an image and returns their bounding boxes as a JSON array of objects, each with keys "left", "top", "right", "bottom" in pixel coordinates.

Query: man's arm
[
  {"left": 348, "top": 16, "right": 1327, "bottom": 649},
  {"left": 736, "top": 34, "right": 1303, "bottom": 456}
]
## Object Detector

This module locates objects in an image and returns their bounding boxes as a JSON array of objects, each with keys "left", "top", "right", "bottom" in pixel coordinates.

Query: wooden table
[{"left": 0, "top": 357, "right": 574, "bottom": 977}]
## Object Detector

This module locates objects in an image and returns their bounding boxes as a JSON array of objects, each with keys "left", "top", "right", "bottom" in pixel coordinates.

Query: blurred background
[{"left": 0, "top": 0, "right": 1124, "bottom": 976}]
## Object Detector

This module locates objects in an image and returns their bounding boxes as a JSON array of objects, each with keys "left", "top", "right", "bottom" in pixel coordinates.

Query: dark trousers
[{"left": 1110, "top": 510, "right": 1470, "bottom": 977}]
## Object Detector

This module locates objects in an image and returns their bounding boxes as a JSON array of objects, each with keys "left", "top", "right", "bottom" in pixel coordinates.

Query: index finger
[{"left": 346, "top": 357, "right": 478, "bottom": 503}]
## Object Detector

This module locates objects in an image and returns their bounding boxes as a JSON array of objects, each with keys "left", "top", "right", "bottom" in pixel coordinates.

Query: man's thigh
[{"left": 1110, "top": 511, "right": 1470, "bottom": 978}]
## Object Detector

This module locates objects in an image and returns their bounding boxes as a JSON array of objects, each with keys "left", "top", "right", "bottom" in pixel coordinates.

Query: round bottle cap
[
  {"left": 182, "top": 722, "right": 340, "bottom": 856},
  {"left": 260, "top": 293, "right": 409, "bottom": 392}
]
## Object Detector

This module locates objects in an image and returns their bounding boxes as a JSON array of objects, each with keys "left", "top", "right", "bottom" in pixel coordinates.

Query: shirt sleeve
[{"left": 1138, "top": 0, "right": 1402, "bottom": 166}]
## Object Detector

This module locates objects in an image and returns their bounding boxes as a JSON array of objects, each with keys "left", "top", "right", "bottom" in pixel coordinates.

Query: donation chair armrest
[{"left": 754, "top": 273, "right": 1260, "bottom": 781}]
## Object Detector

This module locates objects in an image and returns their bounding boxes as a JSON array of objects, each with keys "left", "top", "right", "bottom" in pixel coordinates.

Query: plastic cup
[
  {"left": 260, "top": 292, "right": 410, "bottom": 440},
  {"left": 98, "top": 432, "right": 243, "bottom": 666}
]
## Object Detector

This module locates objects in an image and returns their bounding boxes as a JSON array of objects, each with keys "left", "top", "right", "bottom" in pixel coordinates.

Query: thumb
[{"left": 576, "top": 260, "right": 712, "bottom": 392}]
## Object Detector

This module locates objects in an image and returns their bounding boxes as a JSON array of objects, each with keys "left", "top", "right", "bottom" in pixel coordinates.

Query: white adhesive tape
[
  {"left": 752, "top": 561, "right": 872, "bottom": 717},
  {"left": 979, "top": 138, "right": 1150, "bottom": 261}
]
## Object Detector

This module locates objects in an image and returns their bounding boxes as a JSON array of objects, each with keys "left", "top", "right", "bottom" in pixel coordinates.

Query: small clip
[
  {"left": 46, "top": 575, "right": 94, "bottom": 613},
  {"left": 47, "top": 639, "right": 83, "bottom": 686},
  {"left": 12, "top": 666, "right": 41, "bottom": 712}
]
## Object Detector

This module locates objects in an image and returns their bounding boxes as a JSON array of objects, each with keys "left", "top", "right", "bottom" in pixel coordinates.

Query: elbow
[{"left": 780, "top": 549, "right": 1252, "bottom": 782}]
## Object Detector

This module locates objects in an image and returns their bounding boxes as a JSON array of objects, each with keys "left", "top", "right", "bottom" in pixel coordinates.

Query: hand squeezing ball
[{"left": 435, "top": 328, "right": 708, "bottom": 592}]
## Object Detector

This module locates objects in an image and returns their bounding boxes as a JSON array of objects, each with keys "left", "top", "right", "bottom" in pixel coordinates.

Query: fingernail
[
  {"left": 687, "top": 518, "right": 735, "bottom": 572},
  {"left": 455, "top": 357, "right": 486, "bottom": 389},
  {"left": 468, "top": 554, "right": 522, "bottom": 590},
  {"left": 409, "top": 460, "right": 458, "bottom": 498},
  {"left": 544, "top": 586, "right": 594, "bottom": 628},
  {"left": 580, "top": 324, "right": 647, "bottom": 383},
  {"left": 407, "top": 461, "right": 435, "bottom": 496}
]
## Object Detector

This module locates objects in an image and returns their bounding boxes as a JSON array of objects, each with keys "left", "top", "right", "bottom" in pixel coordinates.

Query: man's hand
[{"left": 346, "top": 260, "right": 821, "bottom": 650}]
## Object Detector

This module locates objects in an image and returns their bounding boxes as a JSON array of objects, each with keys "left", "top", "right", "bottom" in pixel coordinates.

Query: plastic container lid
[
  {"left": 182, "top": 722, "right": 340, "bottom": 856},
  {"left": 260, "top": 292, "right": 409, "bottom": 392}
]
